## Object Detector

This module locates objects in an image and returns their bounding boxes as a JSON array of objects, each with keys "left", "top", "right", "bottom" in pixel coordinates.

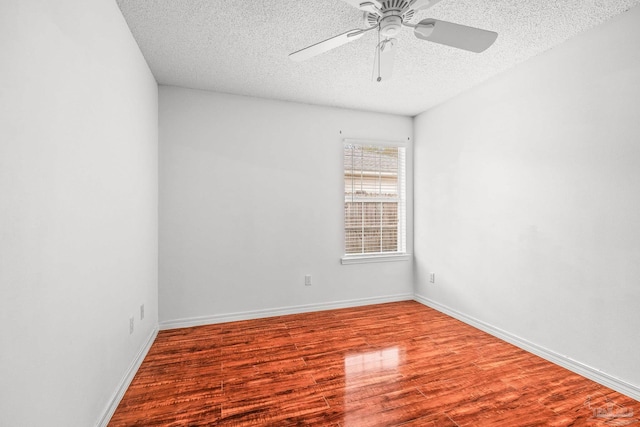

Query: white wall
[
  {"left": 159, "top": 87, "right": 413, "bottom": 326},
  {"left": 0, "top": 1, "right": 158, "bottom": 426},
  {"left": 414, "top": 6, "right": 640, "bottom": 392}
]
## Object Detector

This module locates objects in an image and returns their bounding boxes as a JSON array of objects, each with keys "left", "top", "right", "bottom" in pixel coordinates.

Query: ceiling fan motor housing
[{"left": 364, "top": 0, "right": 416, "bottom": 28}]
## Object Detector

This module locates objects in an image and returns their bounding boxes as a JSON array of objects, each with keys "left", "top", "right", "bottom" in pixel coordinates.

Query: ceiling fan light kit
[
  {"left": 289, "top": 0, "right": 498, "bottom": 82},
  {"left": 380, "top": 15, "right": 403, "bottom": 37}
]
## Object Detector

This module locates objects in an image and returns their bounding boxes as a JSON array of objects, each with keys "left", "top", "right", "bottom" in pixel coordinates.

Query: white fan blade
[
  {"left": 373, "top": 38, "right": 397, "bottom": 82},
  {"left": 289, "top": 29, "right": 365, "bottom": 62},
  {"left": 359, "top": 2, "right": 381, "bottom": 15},
  {"left": 414, "top": 19, "right": 498, "bottom": 53},
  {"left": 341, "top": 0, "right": 382, "bottom": 10},
  {"left": 409, "top": 0, "right": 444, "bottom": 11}
]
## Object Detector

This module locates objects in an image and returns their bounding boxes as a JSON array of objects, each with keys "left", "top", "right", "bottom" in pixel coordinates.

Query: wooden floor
[{"left": 109, "top": 301, "right": 639, "bottom": 426}]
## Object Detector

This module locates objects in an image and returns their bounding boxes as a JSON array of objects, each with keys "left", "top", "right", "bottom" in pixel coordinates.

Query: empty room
[{"left": 2, "top": 0, "right": 639, "bottom": 426}]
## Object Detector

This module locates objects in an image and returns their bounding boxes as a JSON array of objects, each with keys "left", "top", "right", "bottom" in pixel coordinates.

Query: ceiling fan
[{"left": 289, "top": 0, "right": 498, "bottom": 82}]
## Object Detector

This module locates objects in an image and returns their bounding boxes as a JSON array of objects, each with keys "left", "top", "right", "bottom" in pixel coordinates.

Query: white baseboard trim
[
  {"left": 96, "top": 326, "right": 159, "bottom": 427},
  {"left": 413, "top": 294, "right": 640, "bottom": 401},
  {"left": 159, "top": 293, "right": 414, "bottom": 330}
]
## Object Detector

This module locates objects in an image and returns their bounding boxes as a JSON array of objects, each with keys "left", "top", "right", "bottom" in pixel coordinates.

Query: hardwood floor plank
[
  {"left": 397, "top": 413, "right": 459, "bottom": 427},
  {"left": 109, "top": 301, "right": 639, "bottom": 426}
]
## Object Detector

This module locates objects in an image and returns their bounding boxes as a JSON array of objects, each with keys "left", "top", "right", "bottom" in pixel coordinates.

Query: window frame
[{"left": 341, "top": 138, "right": 410, "bottom": 265}]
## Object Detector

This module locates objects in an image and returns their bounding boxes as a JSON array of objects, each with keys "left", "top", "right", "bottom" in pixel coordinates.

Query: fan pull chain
[{"left": 376, "top": 26, "right": 382, "bottom": 82}]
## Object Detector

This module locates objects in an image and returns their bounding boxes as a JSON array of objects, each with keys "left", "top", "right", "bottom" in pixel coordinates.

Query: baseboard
[
  {"left": 159, "top": 293, "right": 414, "bottom": 330},
  {"left": 413, "top": 294, "right": 640, "bottom": 401},
  {"left": 96, "top": 326, "right": 159, "bottom": 427}
]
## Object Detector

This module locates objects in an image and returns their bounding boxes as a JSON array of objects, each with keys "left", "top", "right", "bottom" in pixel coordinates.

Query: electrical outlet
[
  {"left": 140, "top": 304, "right": 145, "bottom": 320},
  {"left": 129, "top": 317, "right": 134, "bottom": 334},
  {"left": 305, "top": 274, "right": 312, "bottom": 286},
  {"left": 429, "top": 272, "right": 435, "bottom": 284}
]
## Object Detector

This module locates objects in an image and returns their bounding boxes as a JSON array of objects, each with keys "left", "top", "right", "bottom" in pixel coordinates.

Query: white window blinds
[{"left": 344, "top": 141, "right": 406, "bottom": 256}]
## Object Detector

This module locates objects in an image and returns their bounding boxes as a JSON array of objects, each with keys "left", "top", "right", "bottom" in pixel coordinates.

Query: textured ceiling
[{"left": 116, "top": 0, "right": 640, "bottom": 116}]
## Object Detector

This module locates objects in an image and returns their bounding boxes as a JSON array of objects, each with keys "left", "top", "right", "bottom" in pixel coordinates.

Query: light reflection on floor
[
  {"left": 345, "top": 346, "right": 400, "bottom": 375},
  {"left": 344, "top": 347, "right": 401, "bottom": 425}
]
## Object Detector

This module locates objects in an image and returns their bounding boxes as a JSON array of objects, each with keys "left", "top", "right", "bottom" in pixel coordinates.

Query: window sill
[{"left": 341, "top": 253, "right": 412, "bottom": 265}]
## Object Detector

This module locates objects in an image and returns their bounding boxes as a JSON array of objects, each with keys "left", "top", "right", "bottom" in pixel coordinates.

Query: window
[{"left": 343, "top": 140, "right": 407, "bottom": 263}]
